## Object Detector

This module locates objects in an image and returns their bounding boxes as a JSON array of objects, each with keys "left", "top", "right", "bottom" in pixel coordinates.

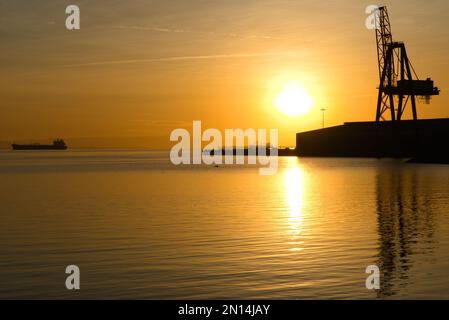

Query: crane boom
[{"left": 375, "top": 6, "right": 393, "bottom": 81}]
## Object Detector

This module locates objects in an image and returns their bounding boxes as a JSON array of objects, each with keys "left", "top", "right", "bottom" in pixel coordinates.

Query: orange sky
[{"left": 1, "top": 0, "right": 448, "bottom": 148}]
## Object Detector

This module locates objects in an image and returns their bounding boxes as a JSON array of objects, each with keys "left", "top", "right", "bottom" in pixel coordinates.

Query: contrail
[
  {"left": 110, "top": 26, "right": 187, "bottom": 33},
  {"left": 108, "top": 25, "right": 277, "bottom": 40},
  {"left": 64, "top": 51, "right": 298, "bottom": 68}
]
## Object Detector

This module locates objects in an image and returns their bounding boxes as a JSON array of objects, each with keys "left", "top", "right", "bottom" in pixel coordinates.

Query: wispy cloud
[
  {"left": 64, "top": 51, "right": 298, "bottom": 68},
  {"left": 111, "top": 25, "right": 187, "bottom": 33},
  {"left": 108, "top": 25, "right": 278, "bottom": 40}
]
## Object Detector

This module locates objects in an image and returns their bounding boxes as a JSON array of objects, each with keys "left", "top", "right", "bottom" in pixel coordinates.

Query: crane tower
[{"left": 374, "top": 6, "right": 439, "bottom": 122}]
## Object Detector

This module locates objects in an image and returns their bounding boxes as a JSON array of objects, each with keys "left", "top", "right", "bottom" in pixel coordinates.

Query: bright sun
[{"left": 274, "top": 84, "right": 314, "bottom": 116}]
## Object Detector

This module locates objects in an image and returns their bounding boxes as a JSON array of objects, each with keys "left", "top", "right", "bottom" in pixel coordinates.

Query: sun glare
[{"left": 275, "top": 84, "right": 315, "bottom": 116}]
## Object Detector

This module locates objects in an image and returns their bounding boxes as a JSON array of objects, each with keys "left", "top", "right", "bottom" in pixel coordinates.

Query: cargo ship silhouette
[{"left": 12, "top": 139, "right": 68, "bottom": 150}]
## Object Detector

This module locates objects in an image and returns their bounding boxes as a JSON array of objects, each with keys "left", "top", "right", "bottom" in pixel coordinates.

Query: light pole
[{"left": 320, "top": 108, "right": 326, "bottom": 128}]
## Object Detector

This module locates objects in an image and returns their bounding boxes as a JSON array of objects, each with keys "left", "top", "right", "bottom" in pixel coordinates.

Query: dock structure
[{"left": 296, "top": 119, "right": 449, "bottom": 161}]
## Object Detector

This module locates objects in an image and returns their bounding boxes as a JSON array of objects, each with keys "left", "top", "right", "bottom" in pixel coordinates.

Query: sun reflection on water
[{"left": 284, "top": 160, "right": 306, "bottom": 251}]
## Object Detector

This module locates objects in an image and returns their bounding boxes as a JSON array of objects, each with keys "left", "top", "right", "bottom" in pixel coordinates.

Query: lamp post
[{"left": 320, "top": 108, "right": 326, "bottom": 128}]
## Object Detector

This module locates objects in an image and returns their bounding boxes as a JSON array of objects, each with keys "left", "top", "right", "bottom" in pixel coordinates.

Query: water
[{"left": 1, "top": 150, "right": 449, "bottom": 299}]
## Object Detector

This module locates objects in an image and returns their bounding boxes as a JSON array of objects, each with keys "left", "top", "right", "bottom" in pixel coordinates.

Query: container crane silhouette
[{"left": 374, "top": 6, "right": 440, "bottom": 122}]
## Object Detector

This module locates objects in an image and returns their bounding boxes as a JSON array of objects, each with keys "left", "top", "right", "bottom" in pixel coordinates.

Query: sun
[{"left": 274, "top": 84, "right": 315, "bottom": 116}]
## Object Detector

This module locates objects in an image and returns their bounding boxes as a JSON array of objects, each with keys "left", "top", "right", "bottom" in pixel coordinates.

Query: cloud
[
  {"left": 108, "top": 25, "right": 278, "bottom": 40},
  {"left": 64, "top": 51, "right": 298, "bottom": 68},
  {"left": 111, "top": 25, "right": 186, "bottom": 33}
]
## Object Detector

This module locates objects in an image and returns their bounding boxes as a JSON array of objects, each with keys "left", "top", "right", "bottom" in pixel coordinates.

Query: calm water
[{"left": 1, "top": 150, "right": 449, "bottom": 299}]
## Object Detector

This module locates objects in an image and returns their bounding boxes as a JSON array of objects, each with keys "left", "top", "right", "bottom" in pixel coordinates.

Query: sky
[{"left": 1, "top": 0, "right": 448, "bottom": 148}]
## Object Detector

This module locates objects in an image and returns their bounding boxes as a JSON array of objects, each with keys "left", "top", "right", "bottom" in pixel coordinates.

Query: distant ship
[{"left": 12, "top": 139, "right": 68, "bottom": 150}]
